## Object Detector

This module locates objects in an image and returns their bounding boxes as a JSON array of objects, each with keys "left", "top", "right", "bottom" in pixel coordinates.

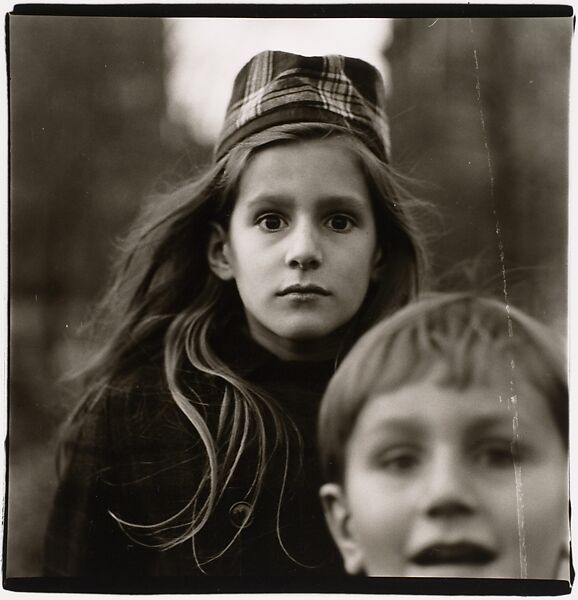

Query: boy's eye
[
  {"left": 375, "top": 448, "right": 420, "bottom": 474},
  {"left": 474, "top": 442, "right": 516, "bottom": 469},
  {"left": 256, "top": 213, "right": 287, "bottom": 232},
  {"left": 325, "top": 214, "right": 355, "bottom": 232}
]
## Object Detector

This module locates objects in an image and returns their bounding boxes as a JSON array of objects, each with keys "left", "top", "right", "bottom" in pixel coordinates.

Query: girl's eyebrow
[
  {"left": 316, "top": 195, "right": 370, "bottom": 211},
  {"left": 243, "top": 193, "right": 369, "bottom": 210},
  {"left": 242, "top": 194, "right": 293, "bottom": 209}
]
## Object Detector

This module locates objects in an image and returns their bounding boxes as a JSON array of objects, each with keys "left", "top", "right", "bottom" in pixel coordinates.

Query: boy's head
[{"left": 318, "top": 293, "right": 568, "bottom": 578}]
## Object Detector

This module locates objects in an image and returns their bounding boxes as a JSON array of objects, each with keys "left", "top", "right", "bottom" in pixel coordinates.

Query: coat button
[{"left": 229, "top": 501, "right": 253, "bottom": 528}]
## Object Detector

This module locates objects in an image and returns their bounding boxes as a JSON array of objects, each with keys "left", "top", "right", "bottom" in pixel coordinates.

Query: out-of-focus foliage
[
  {"left": 8, "top": 16, "right": 209, "bottom": 576},
  {"left": 387, "top": 18, "right": 569, "bottom": 329}
]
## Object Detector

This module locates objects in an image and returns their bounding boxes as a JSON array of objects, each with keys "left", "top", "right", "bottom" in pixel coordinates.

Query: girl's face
[
  {"left": 323, "top": 363, "right": 568, "bottom": 578},
  {"left": 211, "top": 138, "right": 380, "bottom": 359}
]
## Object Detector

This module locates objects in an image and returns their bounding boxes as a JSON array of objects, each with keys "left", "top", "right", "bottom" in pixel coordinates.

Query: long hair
[{"left": 61, "top": 122, "right": 427, "bottom": 568}]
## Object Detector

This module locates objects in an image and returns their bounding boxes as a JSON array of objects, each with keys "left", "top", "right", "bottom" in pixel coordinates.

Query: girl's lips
[
  {"left": 277, "top": 284, "right": 330, "bottom": 296},
  {"left": 411, "top": 543, "right": 496, "bottom": 566}
]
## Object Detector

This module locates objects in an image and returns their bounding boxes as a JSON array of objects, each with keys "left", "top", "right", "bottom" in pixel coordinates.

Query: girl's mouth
[
  {"left": 411, "top": 543, "right": 496, "bottom": 566},
  {"left": 277, "top": 284, "right": 330, "bottom": 297}
]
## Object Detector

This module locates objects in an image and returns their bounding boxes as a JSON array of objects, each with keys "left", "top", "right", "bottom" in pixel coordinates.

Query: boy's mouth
[{"left": 411, "top": 543, "right": 496, "bottom": 566}]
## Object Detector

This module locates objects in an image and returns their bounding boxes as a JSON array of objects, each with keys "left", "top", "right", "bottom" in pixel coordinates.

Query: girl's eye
[
  {"left": 256, "top": 214, "right": 287, "bottom": 232},
  {"left": 325, "top": 214, "right": 355, "bottom": 232}
]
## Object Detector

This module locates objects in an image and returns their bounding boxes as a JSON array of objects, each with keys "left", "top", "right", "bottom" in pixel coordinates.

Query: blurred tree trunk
[
  {"left": 387, "top": 17, "right": 569, "bottom": 329},
  {"left": 8, "top": 16, "right": 210, "bottom": 576}
]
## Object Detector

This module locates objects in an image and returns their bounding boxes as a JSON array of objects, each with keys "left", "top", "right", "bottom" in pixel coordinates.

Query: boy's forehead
[
  {"left": 369, "top": 352, "right": 513, "bottom": 396},
  {"left": 358, "top": 368, "right": 555, "bottom": 437}
]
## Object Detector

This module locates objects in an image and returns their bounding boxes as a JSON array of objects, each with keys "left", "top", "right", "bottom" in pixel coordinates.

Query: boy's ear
[
  {"left": 319, "top": 483, "right": 365, "bottom": 575},
  {"left": 207, "top": 223, "right": 235, "bottom": 281}
]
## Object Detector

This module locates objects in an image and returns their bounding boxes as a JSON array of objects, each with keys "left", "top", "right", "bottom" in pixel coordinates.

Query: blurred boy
[{"left": 319, "top": 294, "right": 569, "bottom": 578}]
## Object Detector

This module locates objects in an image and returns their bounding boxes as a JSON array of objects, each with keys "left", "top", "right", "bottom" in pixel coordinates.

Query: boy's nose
[
  {"left": 285, "top": 222, "right": 322, "bottom": 270},
  {"left": 421, "top": 453, "right": 477, "bottom": 519}
]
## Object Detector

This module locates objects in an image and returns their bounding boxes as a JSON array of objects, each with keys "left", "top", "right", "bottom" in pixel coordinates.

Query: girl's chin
[{"left": 276, "top": 315, "right": 354, "bottom": 341}]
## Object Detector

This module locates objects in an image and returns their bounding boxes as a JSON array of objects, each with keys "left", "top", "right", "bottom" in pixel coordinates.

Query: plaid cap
[{"left": 215, "top": 50, "right": 390, "bottom": 161}]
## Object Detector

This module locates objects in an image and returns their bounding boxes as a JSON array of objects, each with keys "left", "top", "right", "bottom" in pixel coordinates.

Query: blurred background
[{"left": 7, "top": 16, "right": 571, "bottom": 576}]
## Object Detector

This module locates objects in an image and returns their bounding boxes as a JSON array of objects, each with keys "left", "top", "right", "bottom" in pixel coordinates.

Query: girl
[{"left": 44, "top": 50, "right": 426, "bottom": 577}]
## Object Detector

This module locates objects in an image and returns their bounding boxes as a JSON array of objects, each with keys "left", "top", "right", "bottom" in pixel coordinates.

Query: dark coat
[{"left": 44, "top": 330, "right": 344, "bottom": 578}]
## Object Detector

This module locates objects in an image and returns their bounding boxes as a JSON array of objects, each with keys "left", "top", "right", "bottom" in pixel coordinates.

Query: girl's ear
[
  {"left": 207, "top": 223, "right": 235, "bottom": 281},
  {"left": 319, "top": 483, "right": 365, "bottom": 575}
]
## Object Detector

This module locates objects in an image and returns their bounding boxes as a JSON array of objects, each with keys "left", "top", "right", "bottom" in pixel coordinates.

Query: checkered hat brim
[{"left": 215, "top": 50, "right": 390, "bottom": 161}]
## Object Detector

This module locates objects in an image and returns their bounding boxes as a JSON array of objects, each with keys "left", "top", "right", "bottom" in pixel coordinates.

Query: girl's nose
[
  {"left": 420, "top": 452, "right": 477, "bottom": 519},
  {"left": 285, "top": 222, "right": 323, "bottom": 271}
]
